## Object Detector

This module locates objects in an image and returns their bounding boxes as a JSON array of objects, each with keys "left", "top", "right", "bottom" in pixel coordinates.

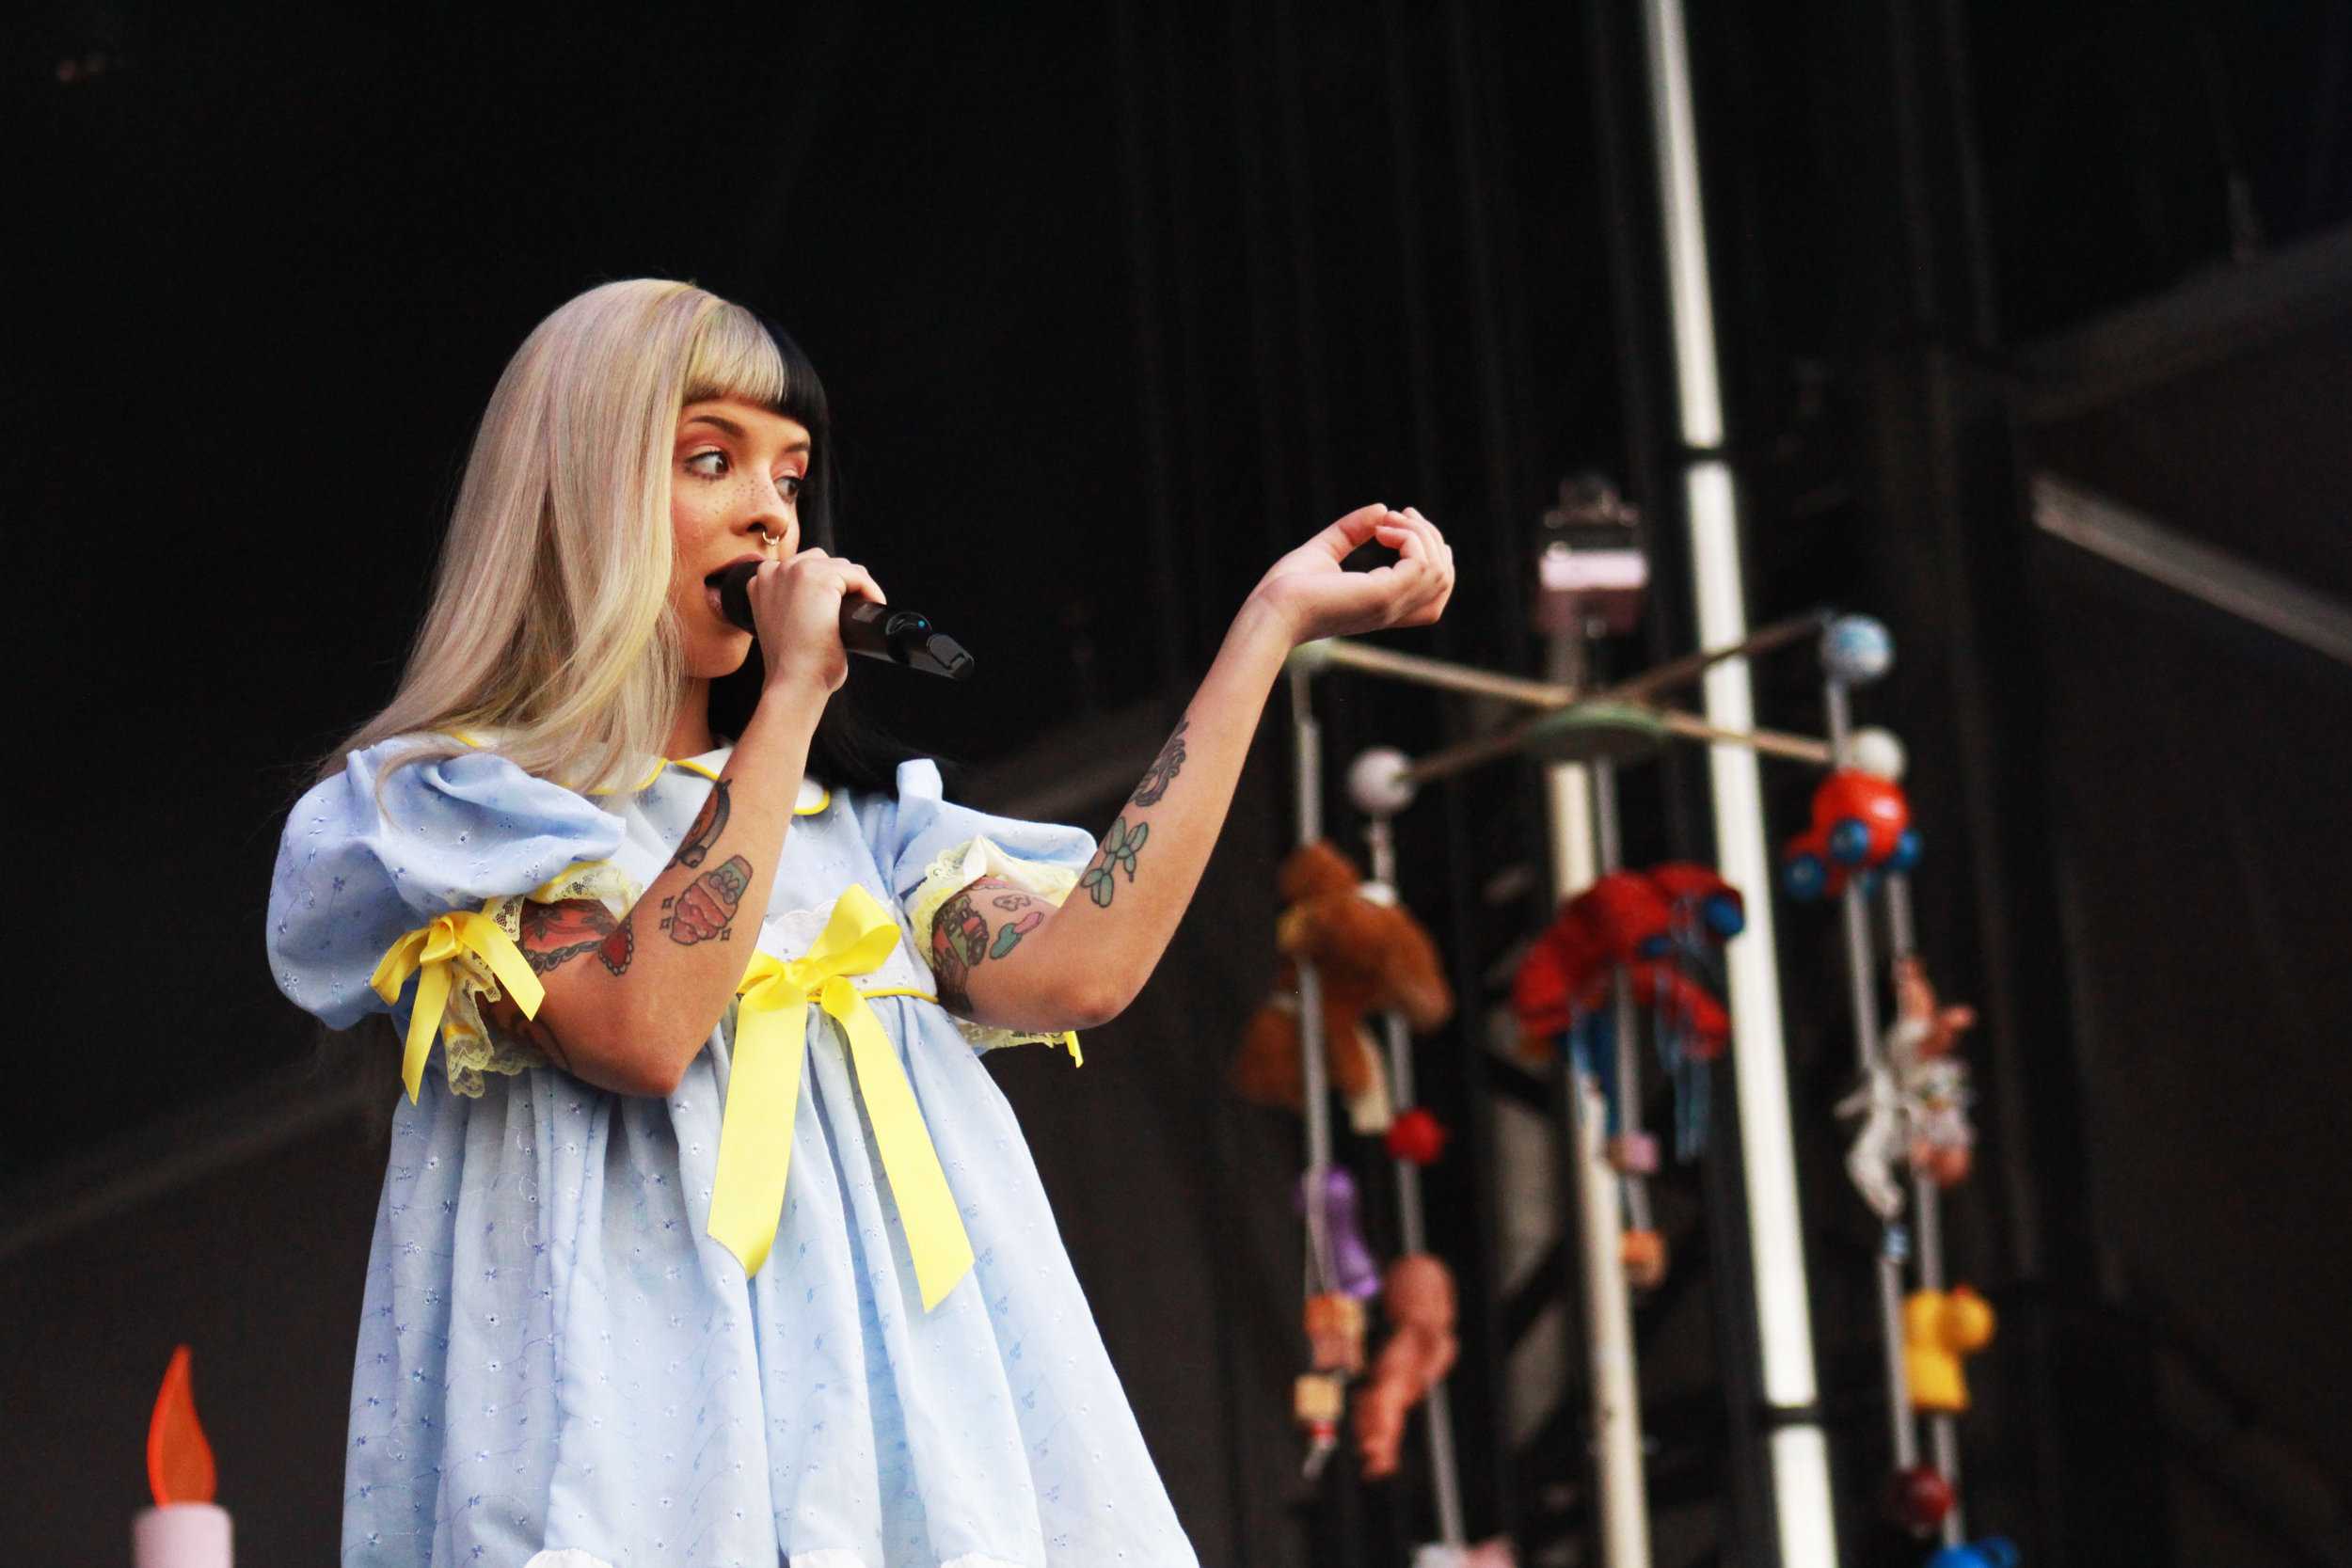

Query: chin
[{"left": 686, "top": 633, "right": 755, "bottom": 681}]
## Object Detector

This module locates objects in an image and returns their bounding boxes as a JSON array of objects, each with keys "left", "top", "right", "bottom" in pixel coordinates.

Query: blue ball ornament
[
  {"left": 1702, "top": 894, "right": 1746, "bottom": 939},
  {"left": 1927, "top": 1541, "right": 2019, "bottom": 1568},
  {"left": 1887, "top": 828, "right": 1923, "bottom": 873},
  {"left": 1821, "top": 615, "right": 1894, "bottom": 684},
  {"left": 1829, "top": 817, "right": 1873, "bottom": 864},
  {"left": 1782, "top": 853, "right": 1826, "bottom": 901}
]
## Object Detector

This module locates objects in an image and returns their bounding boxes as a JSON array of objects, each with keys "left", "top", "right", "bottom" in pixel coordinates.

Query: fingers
[
  {"left": 1306, "top": 502, "right": 1397, "bottom": 562},
  {"left": 1405, "top": 506, "right": 1454, "bottom": 613},
  {"left": 757, "top": 550, "right": 886, "bottom": 604},
  {"left": 1370, "top": 506, "right": 1454, "bottom": 626}
]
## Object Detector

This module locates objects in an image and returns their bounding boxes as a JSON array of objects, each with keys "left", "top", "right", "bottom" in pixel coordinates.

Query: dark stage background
[{"left": 13, "top": 4, "right": 2351, "bottom": 1567}]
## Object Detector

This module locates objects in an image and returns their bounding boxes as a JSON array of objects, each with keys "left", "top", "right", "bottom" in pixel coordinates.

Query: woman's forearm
[
  {"left": 804, "top": 504, "right": 1449, "bottom": 1041},
  {"left": 486, "top": 684, "right": 827, "bottom": 1095},
  {"left": 958, "top": 599, "right": 1297, "bottom": 1032}
]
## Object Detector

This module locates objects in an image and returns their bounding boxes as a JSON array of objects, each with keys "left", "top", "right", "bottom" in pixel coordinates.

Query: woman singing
[{"left": 266, "top": 277, "right": 1454, "bottom": 1566}]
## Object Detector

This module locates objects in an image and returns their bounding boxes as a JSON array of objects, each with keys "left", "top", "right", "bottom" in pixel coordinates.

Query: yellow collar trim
[{"left": 440, "top": 730, "right": 830, "bottom": 814}]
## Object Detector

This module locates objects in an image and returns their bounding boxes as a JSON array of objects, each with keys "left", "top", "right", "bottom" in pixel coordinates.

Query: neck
[{"left": 665, "top": 679, "right": 716, "bottom": 759}]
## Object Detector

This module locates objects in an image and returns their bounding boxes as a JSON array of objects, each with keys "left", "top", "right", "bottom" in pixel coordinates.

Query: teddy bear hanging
[{"left": 1231, "top": 840, "right": 1455, "bottom": 1133}]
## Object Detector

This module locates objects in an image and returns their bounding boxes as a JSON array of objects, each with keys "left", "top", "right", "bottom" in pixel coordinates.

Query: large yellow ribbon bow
[
  {"left": 710, "top": 883, "right": 975, "bottom": 1310},
  {"left": 370, "top": 911, "right": 546, "bottom": 1104}
]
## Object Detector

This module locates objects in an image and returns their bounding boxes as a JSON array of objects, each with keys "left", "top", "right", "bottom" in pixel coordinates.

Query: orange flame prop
[{"left": 146, "top": 1345, "right": 216, "bottom": 1506}]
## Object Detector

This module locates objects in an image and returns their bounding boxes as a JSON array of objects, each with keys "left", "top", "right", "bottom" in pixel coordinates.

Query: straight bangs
[{"left": 683, "top": 303, "right": 788, "bottom": 410}]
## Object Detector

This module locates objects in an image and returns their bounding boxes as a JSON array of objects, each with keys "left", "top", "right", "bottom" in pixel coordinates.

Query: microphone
[{"left": 708, "top": 562, "right": 975, "bottom": 680}]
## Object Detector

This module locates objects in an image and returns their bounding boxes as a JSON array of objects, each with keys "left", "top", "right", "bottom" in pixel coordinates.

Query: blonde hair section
[{"left": 323, "top": 278, "right": 789, "bottom": 799}]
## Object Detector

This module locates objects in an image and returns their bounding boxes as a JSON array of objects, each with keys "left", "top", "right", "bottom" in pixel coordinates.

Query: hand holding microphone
[{"left": 710, "top": 554, "right": 973, "bottom": 690}]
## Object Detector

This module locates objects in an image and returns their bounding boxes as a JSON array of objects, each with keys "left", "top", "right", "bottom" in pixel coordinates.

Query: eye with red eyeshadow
[{"left": 682, "top": 449, "right": 801, "bottom": 501}]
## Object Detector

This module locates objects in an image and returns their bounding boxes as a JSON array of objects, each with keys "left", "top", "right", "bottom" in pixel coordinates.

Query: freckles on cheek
[{"left": 674, "top": 502, "right": 732, "bottom": 574}]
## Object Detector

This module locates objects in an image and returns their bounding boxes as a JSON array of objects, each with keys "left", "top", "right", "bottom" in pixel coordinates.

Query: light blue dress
[{"left": 266, "top": 736, "right": 1201, "bottom": 1568}]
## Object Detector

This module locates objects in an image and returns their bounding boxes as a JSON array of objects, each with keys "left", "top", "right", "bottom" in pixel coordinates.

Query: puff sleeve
[
  {"left": 265, "top": 736, "right": 630, "bottom": 1093},
  {"left": 865, "top": 757, "right": 1102, "bottom": 1054}
]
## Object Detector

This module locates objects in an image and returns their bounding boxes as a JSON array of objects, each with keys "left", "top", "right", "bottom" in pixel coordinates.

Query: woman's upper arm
[
  {"left": 926, "top": 873, "right": 1102, "bottom": 1033},
  {"left": 478, "top": 895, "right": 678, "bottom": 1097}
]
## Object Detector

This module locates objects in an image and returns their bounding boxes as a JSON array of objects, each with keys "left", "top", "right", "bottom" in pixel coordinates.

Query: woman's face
[{"left": 668, "top": 396, "right": 812, "bottom": 679}]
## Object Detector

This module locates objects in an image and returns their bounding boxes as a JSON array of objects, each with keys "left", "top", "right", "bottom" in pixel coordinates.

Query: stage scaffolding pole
[
  {"left": 1884, "top": 870, "right": 1967, "bottom": 1545},
  {"left": 1364, "top": 815, "right": 1470, "bottom": 1551},
  {"left": 1537, "top": 630, "right": 1654, "bottom": 1568},
  {"left": 1825, "top": 682, "right": 1923, "bottom": 1481},
  {"left": 1637, "top": 0, "right": 1840, "bottom": 1560},
  {"left": 1288, "top": 666, "right": 1340, "bottom": 1293}
]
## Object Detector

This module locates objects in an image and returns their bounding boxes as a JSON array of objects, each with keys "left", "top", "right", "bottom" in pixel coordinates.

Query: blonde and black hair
[{"left": 322, "top": 277, "right": 912, "bottom": 797}]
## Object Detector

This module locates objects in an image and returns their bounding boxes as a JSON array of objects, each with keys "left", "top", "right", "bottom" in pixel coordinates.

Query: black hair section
[{"left": 705, "top": 314, "right": 961, "bottom": 799}]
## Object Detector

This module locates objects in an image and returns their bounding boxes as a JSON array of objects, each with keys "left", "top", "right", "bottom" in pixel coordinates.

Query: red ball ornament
[
  {"left": 1385, "top": 1108, "right": 1450, "bottom": 1165},
  {"left": 1885, "top": 1464, "right": 1955, "bottom": 1532}
]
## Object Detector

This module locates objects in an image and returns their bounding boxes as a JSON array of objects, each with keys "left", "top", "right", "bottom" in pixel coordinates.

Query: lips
[
  {"left": 703, "top": 555, "right": 767, "bottom": 626},
  {"left": 703, "top": 553, "right": 769, "bottom": 588}
]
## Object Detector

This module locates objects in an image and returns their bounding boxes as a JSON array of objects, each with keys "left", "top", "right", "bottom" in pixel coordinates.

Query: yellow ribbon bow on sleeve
[
  {"left": 710, "top": 882, "right": 976, "bottom": 1311},
  {"left": 370, "top": 911, "right": 547, "bottom": 1104}
]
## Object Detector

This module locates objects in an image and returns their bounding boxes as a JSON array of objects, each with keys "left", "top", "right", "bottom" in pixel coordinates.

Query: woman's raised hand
[
  {"left": 749, "top": 547, "right": 888, "bottom": 696},
  {"left": 1246, "top": 504, "right": 1455, "bottom": 646}
]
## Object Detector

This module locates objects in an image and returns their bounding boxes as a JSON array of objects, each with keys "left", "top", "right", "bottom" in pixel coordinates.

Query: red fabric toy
[{"left": 1511, "top": 864, "right": 1742, "bottom": 1061}]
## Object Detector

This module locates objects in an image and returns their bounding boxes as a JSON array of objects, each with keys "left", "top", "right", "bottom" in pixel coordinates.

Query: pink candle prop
[{"left": 134, "top": 1346, "right": 231, "bottom": 1568}]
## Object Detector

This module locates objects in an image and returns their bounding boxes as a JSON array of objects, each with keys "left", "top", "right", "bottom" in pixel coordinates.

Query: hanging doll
[
  {"left": 1232, "top": 840, "right": 1454, "bottom": 1133},
  {"left": 1511, "top": 864, "right": 1741, "bottom": 1162},
  {"left": 1354, "top": 1254, "right": 1460, "bottom": 1480},
  {"left": 1838, "top": 954, "right": 1979, "bottom": 1216}
]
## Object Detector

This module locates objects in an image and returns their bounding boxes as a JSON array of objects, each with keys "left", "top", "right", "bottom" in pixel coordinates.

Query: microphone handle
[{"left": 713, "top": 562, "right": 975, "bottom": 680}]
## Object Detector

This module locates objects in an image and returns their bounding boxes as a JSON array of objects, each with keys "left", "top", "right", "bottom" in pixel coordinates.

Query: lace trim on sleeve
[
  {"left": 435, "top": 860, "right": 641, "bottom": 1097},
  {"left": 905, "top": 835, "right": 1083, "bottom": 1055}
]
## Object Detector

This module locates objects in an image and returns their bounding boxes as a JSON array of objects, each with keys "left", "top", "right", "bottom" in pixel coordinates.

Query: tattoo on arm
[
  {"left": 670, "top": 779, "right": 732, "bottom": 869},
  {"left": 1079, "top": 816, "right": 1150, "bottom": 908},
  {"left": 501, "top": 898, "right": 631, "bottom": 1075},
  {"left": 1131, "top": 719, "right": 1189, "bottom": 807},
  {"left": 660, "top": 855, "right": 752, "bottom": 945},
  {"left": 928, "top": 877, "right": 1045, "bottom": 1015},
  {"left": 518, "top": 899, "right": 635, "bottom": 976}
]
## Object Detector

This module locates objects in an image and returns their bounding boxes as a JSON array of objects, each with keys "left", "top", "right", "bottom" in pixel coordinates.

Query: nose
[{"left": 743, "top": 497, "right": 793, "bottom": 555}]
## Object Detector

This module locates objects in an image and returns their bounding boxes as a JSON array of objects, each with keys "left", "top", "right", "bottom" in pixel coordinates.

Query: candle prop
[{"left": 135, "top": 1345, "right": 231, "bottom": 1568}]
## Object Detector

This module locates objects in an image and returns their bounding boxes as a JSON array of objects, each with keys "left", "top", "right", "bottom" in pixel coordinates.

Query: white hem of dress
[
  {"left": 530, "top": 1547, "right": 1028, "bottom": 1568},
  {"left": 787, "top": 1553, "right": 1027, "bottom": 1568}
]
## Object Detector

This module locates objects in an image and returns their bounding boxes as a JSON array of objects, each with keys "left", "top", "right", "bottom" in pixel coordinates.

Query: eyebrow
[{"left": 681, "top": 412, "right": 811, "bottom": 454}]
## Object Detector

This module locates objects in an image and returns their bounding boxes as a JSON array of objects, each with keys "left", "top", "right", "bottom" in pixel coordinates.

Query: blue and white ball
[
  {"left": 1346, "top": 746, "right": 1418, "bottom": 817},
  {"left": 1822, "top": 614, "right": 1894, "bottom": 685},
  {"left": 1850, "top": 726, "right": 1907, "bottom": 780}
]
